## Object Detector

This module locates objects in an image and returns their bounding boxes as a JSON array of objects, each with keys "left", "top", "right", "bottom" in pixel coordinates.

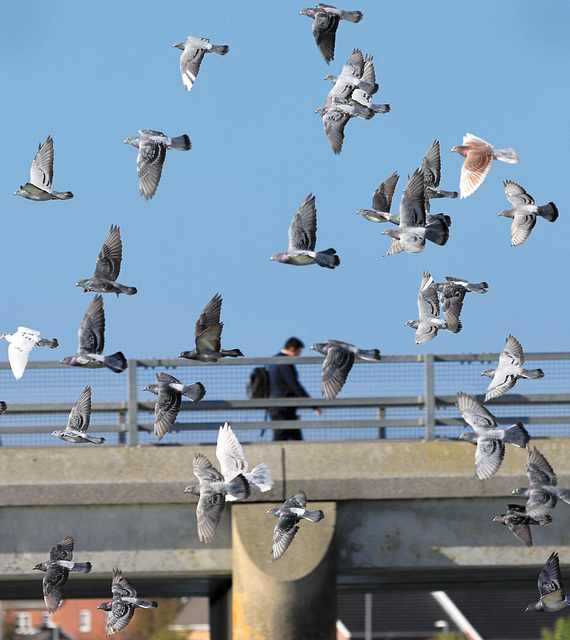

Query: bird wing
[
  {"left": 499, "top": 334, "right": 525, "bottom": 367},
  {"left": 474, "top": 435, "right": 505, "bottom": 480},
  {"left": 137, "top": 135, "right": 167, "bottom": 200},
  {"left": 193, "top": 452, "right": 225, "bottom": 483},
  {"left": 503, "top": 179, "right": 535, "bottom": 206},
  {"left": 456, "top": 392, "right": 500, "bottom": 432},
  {"left": 29, "top": 136, "right": 54, "bottom": 189},
  {"left": 361, "top": 54, "right": 377, "bottom": 91},
  {"left": 538, "top": 552, "right": 564, "bottom": 600},
  {"left": 510, "top": 212, "right": 537, "bottom": 246},
  {"left": 459, "top": 133, "right": 493, "bottom": 198},
  {"left": 285, "top": 491, "right": 308, "bottom": 509},
  {"left": 195, "top": 323, "right": 223, "bottom": 353},
  {"left": 43, "top": 566, "right": 69, "bottom": 613},
  {"left": 7, "top": 328, "right": 39, "bottom": 379},
  {"left": 154, "top": 374, "right": 182, "bottom": 440},
  {"left": 321, "top": 343, "right": 355, "bottom": 401},
  {"left": 440, "top": 282, "right": 466, "bottom": 334},
  {"left": 526, "top": 446, "right": 557, "bottom": 487},
  {"left": 371, "top": 171, "right": 399, "bottom": 212},
  {"left": 420, "top": 140, "right": 441, "bottom": 189},
  {"left": 417, "top": 271, "right": 439, "bottom": 320},
  {"left": 106, "top": 598, "right": 135, "bottom": 636},
  {"left": 93, "top": 225, "right": 123, "bottom": 281},
  {"left": 339, "top": 48, "right": 364, "bottom": 79},
  {"left": 78, "top": 295, "right": 105, "bottom": 355},
  {"left": 179, "top": 42, "right": 207, "bottom": 91},
  {"left": 272, "top": 512, "right": 300, "bottom": 561},
  {"left": 67, "top": 386, "right": 92, "bottom": 433},
  {"left": 111, "top": 568, "right": 137, "bottom": 598},
  {"left": 194, "top": 294, "right": 222, "bottom": 338},
  {"left": 288, "top": 194, "right": 317, "bottom": 251},
  {"left": 484, "top": 370, "right": 517, "bottom": 401},
  {"left": 196, "top": 487, "right": 226, "bottom": 543},
  {"left": 49, "top": 535, "right": 75, "bottom": 561},
  {"left": 320, "top": 108, "right": 349, "bottom": 154},
  {"left": 399, "top": 168, "right": 426, "bottom": 227},
  {"left": 312, "top": 11, "right": 339, "bottom": 64},
  {"left": 216, "top": 422, "right": 248, "bottom": 479}
]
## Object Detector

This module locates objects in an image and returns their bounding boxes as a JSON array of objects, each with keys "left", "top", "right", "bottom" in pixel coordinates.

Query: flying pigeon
[
  {"left": 356, "top": 171, "right": 400, "bottom": 223},
  {"left": 451, "top": 133, "right": 518, "bottom": 198},
  {"left": 499, "top": 180, "right": 558, "bottom": 246},
  {"left": 178, "top": 293, "right": 244, "bottom": 362},
  {"left": 124, "top": 130, "right": 191, "bottom": 200},
  {"left": 310, "top": 340, "right": 381, "bottom": 401},
  {"left": 0, "top": 327, "right": 58, "bottom": 380},
  {"left": 266, "top": 490, "right": 325, "bottom": 561},
  {"left": 60, "top": 295, "right": 127, "bottom": 373},
  {"left": 456, "top": 391, "right": 530, "bottom": 481},
  {"left": 492, "top": 503, "right": 552, "bottom": 548},
  {"left": 51, "top": 386, "right": 105, "bottom": 444},
  {"left": 433, "top": 277, "right": 488, "bottom": 334},
  {"left": 405, "top": 271, "right": 449, "bottom": 344},
  {"left": 76, "top": 225, "right": 137, "bottom": 296},
  {"left": 324, "top": 49, "right": 378, "bottom": 100},
  {"left": 33, "top": 535, "right": 92, "bottom": 613},
  {"left": 526, "top": 552, "right": 570, "bottom": 612},
  {"left": 270, "top": 194, "right": 340, "bottom": 267},
  {"left": 512, "top": 446, "right": 570, "bottom": 520},
  {"left": 97, "top": 568, "right": 158, "bottom": 636},
  {"left": 215, "top": 422, "right": 273, "bottom": 497},
  {"left": 381, "top": 169, "right": 451, "bottom": 255},
  {"left": 172, "top": 36, "right": 229, "bottom": 91},
  {"left": 481, "top": 334, "right": 544, "bottom": 401},
  {"left": 0, "top": 402, "right": 6, "bottom": 414},
  {"left": 184, "top": 452, "right": 250, "bottom": 543},
  {"left": 420, "top": 140, "right": 458, "bottom": 211},
  {"left": 143, "top": 372, "right": 206, "bottom": 441},
  {"left": 15, "top": 136, "right": 73, "bottom": 201},
  {"left": 300, "top": 4, "right": 362, "bottom": 64}
]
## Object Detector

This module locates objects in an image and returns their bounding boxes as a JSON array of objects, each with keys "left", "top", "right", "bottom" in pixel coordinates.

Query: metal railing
[{"left": 0, "top": 352, "right": 568, "bottom": 446}]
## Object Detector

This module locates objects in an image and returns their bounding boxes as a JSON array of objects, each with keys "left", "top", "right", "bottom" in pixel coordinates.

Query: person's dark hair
[{"left": 284, "top": 337, "right": 304, "bottom": 350}]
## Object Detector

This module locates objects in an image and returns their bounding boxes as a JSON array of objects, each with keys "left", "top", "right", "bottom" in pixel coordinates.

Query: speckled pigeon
[
  {"left": 0, "top": 327, "right": 58, "bottom": 380},
  {"left": 324, "top": 49, "right": 378, "bottom": 100},
  {"left": 173, "top": 35, "right": 229, "bottom": 91},
  {"left": 300, "top": 4, "right": 363, "bottom": 64},
  {"left": 356, "top": 171, "right": 399, "bottom": 223},
  {"left": 271, "top": 194, "right": 340, "bottom": 267},
  {"left": 512, "top": 446, "right": 570, "bottom": 520},
  {"left": 51, "top": 386, "right": 104, "bottom": 444},
  {"left": 178, "top": 293, "right": 244, "bottom": 362},
  {"left": 433, "top": 276, "right": 488, "bottom": 334},
  {"left": 492, "top": 503, "right": 551, "bottom": 548},
  {"left": 310, "top": 340, "right": 381, "bottom": 400},
  {"left": 184, "top": 452, "right": 250, "bottom": 543},
  {"left": 76, "top": 225, "right": 137, "bottom": 296},
  {"left": 526, "top": 552, "right": 570, "bottom": 612},
  {"left": 451, "top": 133, "right": 518, "bottom": 198},
  {"left": 456, "top": 391, "right": 530, "bottom": 481},
  {"left": 59, "top": 295, "right": 127, "bottom": 373},
  {"left": 124, "top": 130, "right": 191, "bottom": 200},
  {"left": 15, "top": 136, "right": 73, "bottom": 201},
  {"left": 143, "top": 372, "right": 205, "bottom": 441},
  {"left": 266, "top": 490, "right": 325, "bottom": 561},
  {"left": 481, "top": 334, "right": 544, "bottom": 401},
  {"left": 33, "top": 535, "right": 92, "bottom": 613},
  {"left": 97, "top": 568, "right": 158, "bottom": 635},
  {"left": 499, "top": 180, "right": 558, "bottom": 246},
  {"left": 420, "top": 140, "right": 458, "bottom": 211},
  {"left": 405, "top": 271, "right": 448, "bottom": 344}
]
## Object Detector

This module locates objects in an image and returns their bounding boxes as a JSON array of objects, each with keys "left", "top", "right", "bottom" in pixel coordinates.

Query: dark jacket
[{"left": 267, "top": 352, "right": 308, "bottom": 420}]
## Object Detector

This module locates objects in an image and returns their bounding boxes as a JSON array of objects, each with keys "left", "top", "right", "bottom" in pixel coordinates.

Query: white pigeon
[
  {"left": 0, "top": 327, "right": 59, "bottom": 379},
  {"left": 405, "top": 271, "right": 448, "bottom": 344},
  {"left": 216, "top": 423, "right": 273, "bottom": 500},
  {"left": 172, "top": 36, "right": 229, "bottom": 92}
]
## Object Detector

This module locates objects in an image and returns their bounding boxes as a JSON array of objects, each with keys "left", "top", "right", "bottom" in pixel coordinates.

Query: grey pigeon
[
  {"left": 215, "top": 422, "right": 273, "bottom": 498},
  {"left": 60, "top": 295, "right": 127, "bottom": 373},
  {"left": 405, "top": 271, "right": 449, "bottom": 344},
  {"left": 51, "top": 386, "right": 105, "bottom": 444},
  {"left": 512, "top": 446, "right": 570, "bottom": 520},
  {"left": 76, "top": 225, "right": 137, "bottom": 296},
  {"left": 97, "top": 568, "right": 158, "bottom": 636},
  {"left": 0, "top": 327, "right": 58, "bottom": 380},
  {"left": 173, "top": 35, "right": 229, "bottom": 92},
  {"left": 271, "top": 194, "right": 340, "bottom": 267},
  {"left": 266, "top": 490, "right": 325, "bottom": 561},
  {"left": 382, "top": 169, "right": 450, "bottom": 255},
  {"left": 433, "top": 276, "right": 488, "bottom": 334},
  {"left": 33, "top": 535, "right": 92, "bottom": 613},
  {"left": 324, "top": 49, "right": 378, "bottom": 100},
  {"left": 492, "top": 503, "right": 551, "bottom": 548},
  {"left": 456, "top": 391, "right": 530, "bottom": 481},
  {"left": 124, "top": 129, "right": 191, "bottom": 200},
  {"left": 0, "top": 401, "right": 6, "bottom": 414},
  {"left": 526, "top": 552, "right": 570, "bottom": 612},
  {"left": 300, "top": 4, "right": 362, "bottom": 64},
  {"left": 499, "top": 180, "right": 558, "bottom": 246},
  {"left": 15, "top": 136, "right": 73, "bottom": 201},
  {"left": 310, "top": 339, "right": 381, "bottom": 401},
  {"left": 420, "top": 140, "right": 458, "bottom": 211},
  {"left": 178, "top": 293, "right": 244, "bottom": 362},
  {"left": 143, "top": 372, "right": 206, "bottom": 441},
  {"left": 184, "top": 452, "right": 250, "bottom": 543},
  {"left": 481, "top": 334, "right": 544, "bottom": 402},
  {"left": 356, "top": 171, "right": 399, "bottom": 223}
]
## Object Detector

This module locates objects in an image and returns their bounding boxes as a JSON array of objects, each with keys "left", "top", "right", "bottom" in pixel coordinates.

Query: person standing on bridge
[{"left": 268, "top": 337, "right": 321, "bottom": 441}]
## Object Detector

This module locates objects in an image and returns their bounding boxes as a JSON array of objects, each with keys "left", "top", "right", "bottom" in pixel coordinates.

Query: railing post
[
  {"left": 127, "top": 359, "right": 139, "bottom": 446},
  {"left": 424, "top": 353, "right": 435, "bottom": 441}
]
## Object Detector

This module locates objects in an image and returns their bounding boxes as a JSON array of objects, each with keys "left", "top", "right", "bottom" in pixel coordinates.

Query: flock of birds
[{"left": 1, "top": 1, "right": 564, "bottom": 624}]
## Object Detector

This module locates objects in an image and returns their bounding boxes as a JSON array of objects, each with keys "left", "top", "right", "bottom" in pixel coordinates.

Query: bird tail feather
[
  {"left": 302, "top": 509, "right": 325, "bottom": 523},
  {"left": 181, "top": 382, "right": 206, "bottom": 402},
  {"left": 504, "top": 421, "right": 530, "bottom": 448},
  {"left": 70, "top": 562, "right": 92, "bottom": 573},
  {"left": 52, "top": 191, "right": 74, "bottom": 200},
  {"left": 134, "top": 600, "right": 159, "bottom": 609},
  {"left": 493, "top": 148, "right": 519, "bottom": 163},
  {"left": 170, "top": 135, "right": 192, "bottom": 151},
  {"left": 424, "top": 216, "right": 450, "bottom": 246},
  {"left": 103, "top": 352, "right": 128, "bottom": 373},
  {"left": 356, "top": 348, "right": 381, "bottom": 362},
  {"left": 37, "top": 338, "right": 59, "bottom": 349},
  {"left": 220, "top": 349, "right": 244, "bottom": 358},
  {"left": 537, "top": 202, "right": 558, "bottom": 222},
  {"left": 115, "top": 283, "right": 138, "bottom": 296},
  {"left": 245, "top": 463, "right": 273, "bottom": 492},
  {"left": 211, "top": 44, "right": 229, "bottom": 55},
  {"left": 466, "top": 282, "right": 488, "bottom": 294},
  {"left": 426, "top": 187, "right": 459, "bottom": 200},
  {"left": 521, "top": 368, "right": 544, "bottom": 380},
  {"left": 315, "top": 248, "right": 340, "bottom": 269},
  {"left": 369, "top": 103, "right": 390, "bottom": 114},
  {"left": 227, "top": 474, "right": 251, "bottom": 501},
  {"left": 341, "top": 9, "right": 363, "bottom": 22},
  {"left": 555, "top": 489, "right": 570, "bottom": 506}
]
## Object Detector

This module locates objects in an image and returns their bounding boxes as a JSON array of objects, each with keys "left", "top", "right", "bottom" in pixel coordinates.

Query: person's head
[{"left": 283, "top": 337, "right": 304, "bottom": 356}]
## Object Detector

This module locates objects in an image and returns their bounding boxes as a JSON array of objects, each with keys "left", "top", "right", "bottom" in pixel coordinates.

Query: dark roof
[{"left": 169, "top": 598, "right": 209, "bottom": 628}]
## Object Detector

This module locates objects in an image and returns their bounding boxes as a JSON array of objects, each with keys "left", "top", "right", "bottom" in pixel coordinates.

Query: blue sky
[{"left": 0, "top": 1, "right": 568, "bottom": 368}]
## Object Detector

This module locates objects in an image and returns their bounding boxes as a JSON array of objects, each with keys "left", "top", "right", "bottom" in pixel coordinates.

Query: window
[
  {"left": 15, "top": 613, "right": 32, "bottom": 633},
  {"left": 41, "top": 612, "right": 51, "bottom": 628},
  {"left": 79, "top": 610, "right": 91, "bottom": 633}
]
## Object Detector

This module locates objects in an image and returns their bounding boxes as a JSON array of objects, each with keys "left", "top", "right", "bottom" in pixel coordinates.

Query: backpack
[{"left": 247, "top": 367, "right": 270, "bottom": 399}]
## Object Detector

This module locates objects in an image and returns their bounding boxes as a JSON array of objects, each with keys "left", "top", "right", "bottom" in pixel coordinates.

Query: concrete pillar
[
  {"left": 231, "top": 500, "right": 337, "bottom": 640},
  {"left": 210, "top": 586, "right": 232, "bottom": 640}
]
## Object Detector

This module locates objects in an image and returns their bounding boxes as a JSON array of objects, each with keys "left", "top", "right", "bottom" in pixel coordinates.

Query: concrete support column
[
  {"left": 231, "top": 501, "right": 337, "bottom": 640},
  {"left": 210, "top": 586, "right": 232, "bottom": 640}
]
